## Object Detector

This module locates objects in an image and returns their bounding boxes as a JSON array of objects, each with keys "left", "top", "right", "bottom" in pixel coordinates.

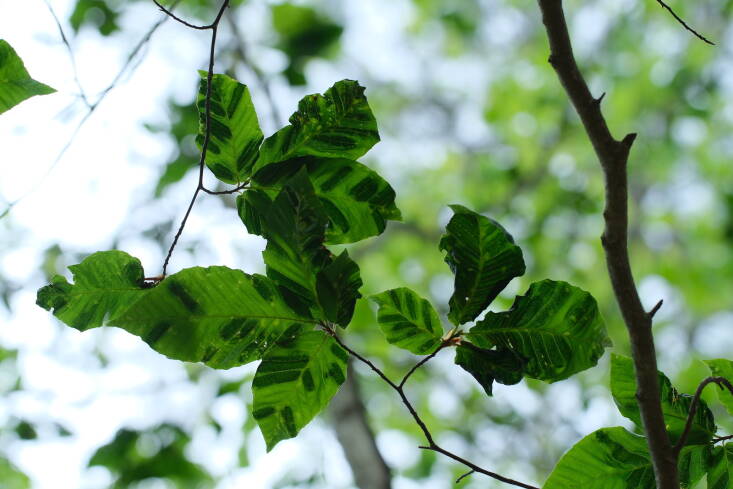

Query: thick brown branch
[{"left": 536, "top": 1, "right": 678, "bottom": 488}]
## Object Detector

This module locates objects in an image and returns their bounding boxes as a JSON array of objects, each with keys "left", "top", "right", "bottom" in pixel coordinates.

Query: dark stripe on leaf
[
  {"left": 252, "top": 407, "right": 275, "bottom": 420},
  {"left": 302, "top": 369, "right": 315, "bottom": 392},
  {"left": 220, "top": 318, "right": 246, "bottom": 341},
  {"left": 330, "top": 343, "right": 349, "bottom": 362},
  {"left": 227, "top": 84, "right": 245, "bottom": 117},
  {"left": 201, "top": 346, "right": 219, "bottom": 363},
  {"left": 319, "top": 165, "right": 353, "bottom": 191},
  {"left": 281, "top": 407, "right": 297, "bottom": 437},
  {"left": 329, "top": 363, "right": 345, "bottom": 384},
  {"left": 252, "top": 370, "right": 301, "bottom": 388},
  {"left": 144, "top": 322, "right": 171, "bottom": 346},
  {"left": 167, "top": 281, "right": 199, "bottom": 312}
]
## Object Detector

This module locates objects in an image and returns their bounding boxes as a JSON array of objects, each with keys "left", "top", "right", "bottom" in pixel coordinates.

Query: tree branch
[
  {"left": 536, "top": 1, "right": 678, "bottom": 488},
  {"left": 655, "top": 0, "right": 714, "bottom": 45},
  {"left": 674, "top": 376, "right": 733, "bottom": 455},
  {"left": 329, "top": 362, "right": 393, "bottom": 489},
  {"left": 326, "top": 328, "right": 538, "bottom": 489}
]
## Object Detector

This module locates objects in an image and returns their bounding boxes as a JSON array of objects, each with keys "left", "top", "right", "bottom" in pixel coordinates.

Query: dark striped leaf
[
  {"left": 708, "top": 444, "right": 733, "bottom": 489},
  {"left": 36, "top": 251, "right": 146, "bottom": 332},
  {"left": 543, "top": 427, "right": 708, "bottom": 489},
  {"left": 705, "top": 359, "right": 733, "bottom": 415},
  {"left": 315, "top": 251, "right": 362, "bottom": 327},
  {"left": 196, "top": 72, "right": 263, "bottom": 183},
  {"left": 611, "top": 354, "right": 716, "bottom": 444},
  {"left": 454, "top": 343, "right": 524, "bottom": 396},
  {"left": 252, "top": 157, "right": 401, "bottom": 244},
  {"left": 248, "top": 169, "right": 362, "bottom": 325},
  {"left": 0, "top": 40, "right": 55, "bottom": 114},
  {"left": 439, "top": 204, "right": 525, "bottom": 325},
  {"left": 113, "top": 266, "right": 316, "bottom": 369},
  {"left": 252, "top": 80, "right": 379, "bottom": 174},
  {"left": 252, "top": 330, "right": 348, "bottom": 451},
  {"left": 467, "top": 280, "right": 610, "bottom": 382},
  {"left": 370, "top": 287, "right": 443, "bottom": 354}
]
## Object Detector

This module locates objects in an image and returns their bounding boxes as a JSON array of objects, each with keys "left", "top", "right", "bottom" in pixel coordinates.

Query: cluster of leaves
[
  {"left": 544, "top": 355, "right": 733, "bottom": 488},
  {"left": 36, "top": 70, "right": 611, "bottom": 459}
]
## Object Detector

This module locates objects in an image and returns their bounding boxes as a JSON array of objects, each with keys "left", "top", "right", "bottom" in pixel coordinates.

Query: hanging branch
[
  {"left": 655, "top": 0, "right": 714, "bottom": 45},
  {"left": 535, "top": 1, "right": 678, "bottom": 488},
  {"left": 325, "top": 326, "right": 539, "bottom": 489}
]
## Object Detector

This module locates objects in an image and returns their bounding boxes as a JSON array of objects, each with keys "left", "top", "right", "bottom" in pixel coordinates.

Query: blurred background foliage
[{"left": 3, "top": 0, "right": 733, "bottom": 487}]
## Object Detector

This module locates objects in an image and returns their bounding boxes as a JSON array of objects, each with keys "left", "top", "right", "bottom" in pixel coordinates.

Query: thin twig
[
  {"left": 713, "top": 434, "right": 733, "bottom": 444},
  {"left": 0, "top": 3, "right": 177, "bottom": 220},
  {"left": 325, "top": 327, "right": 538, "bottom": 489},
  {"left": 456, "top": 470, "right": 475, "bottom": 484},
  {"left": 399, "top": 343, "right": 448, "bottom": 389},
  {"left": 655, "top": 0, "right": 715, "bottom": 45},
  {"left": 648, "top": 299, "right": 664, "bottom": 319},
  {"left": 536, "top": 1, "right": 678, "bottom": 488},
  {"left": 42, "top": 0, "right": 90, "bottom": 107},
  {"left": 674, "top": 376, "right": 733, "bottom": 455},
  {"left": 160, "top": 0, "right": 230, "bottom": 276},
  {"left": 152, "top": 0, "right": 225, "bottom": 30}
]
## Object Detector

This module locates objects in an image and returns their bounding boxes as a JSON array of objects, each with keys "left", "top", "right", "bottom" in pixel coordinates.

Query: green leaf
[
  {"left": 196, "top": 73, "right": 263, "bottom": 183},
  {"left": 543, "top": 427, "right": 709, "bottom": 489},
  {"left": 258, "top": 169, "right": 334, "bottom": 318},
  {"left": 69, "top": 0, "right": 119, "bottom": 35},
  {"left": 248, "top": 169, "right": 362, "bottom": 325},
  {"left": 0, "top": 40, "right": 55, "bottom": 115},
  {"left": 705, "top": 359, "right": 733, "bottom": 415},
  {"left": 708, "top": 444, "right": 733, "bottom": 489},
  {"left": 0, "top": 456, "right": 29, "bottom": 489},
  {"left": 36, "top": 251, "right": 146, "bottom": 332},
  {"left": 466, "top": 280, "right": 610, "bottom": 382},
  {"left": 611, "top": 354, "right": 716, "bottom": 444},
  {"left": 315, "top": 250, "right": 362, "bottom": 327},
  {"left": 114, "top": 266, "right": 316, "bottom": 369},
  {"left": 252, "top": 157, "right": 401, "bottom": 244},
  {"left": 272, "top": 3, "right": 343, "bottom": 85},
  {"left": 252, "top": 330, "right": 348, "bottom": 451},
  {"left": 370, "top": 287, "right": 443, "bottom": 354},
  {"left": 439, "top": 204, "right": 526, "bottom": 325},
  {"left": 237, "top": 188, "right": 272, "bottom": 236},
  {"left": 454, "top": 343, "right": 524, "bottom": 396},
  {"left": 253, "top": 80, "right": 379, "bottom": 174}
]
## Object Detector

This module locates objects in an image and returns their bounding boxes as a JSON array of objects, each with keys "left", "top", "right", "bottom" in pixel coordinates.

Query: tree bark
[
  {"left": 329, "top": 362, "right": 393, "bottom": 489},
  {"left": 536, "top": 1, "right": 679, "bottom": 488}
]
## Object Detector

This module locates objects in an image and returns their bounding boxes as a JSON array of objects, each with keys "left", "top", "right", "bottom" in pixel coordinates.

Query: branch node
[
  {"left": 456, "top": 470, "right": 475, "bottom": 484},
  {"left": 621, "top": 132, "right": 637, "bottom": 148},
  {"left": 594, "top": 92, "right": 606, "bottom": 105},
  {"left": 648, "top": 299, "right": 664, "bottom": 319}
]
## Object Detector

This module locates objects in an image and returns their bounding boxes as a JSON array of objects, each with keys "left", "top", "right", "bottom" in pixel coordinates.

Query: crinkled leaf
[
  {"left": 258, "top": 169, "right": 333, "bottom": 318},
  {"left": 705, "top": 359, "right": 733, "bottom": 415},
  {"left": 36, "top": 251, "right": 146, "bottom": 331},
  {"left": 467, "top": 280, "right": 610, "bottom": 382},
  {"left": 114, "top": 266, "right": 316, "bottom": 369},
  {"left": 0, "top": 40, "right": 55, "bottom": 115},
  {"left": 253, "top": 80, "right": 379, "bottom": 174},
  {"left": 708, "top": 444, "right": 733, "bottom": 489},
  {"left": 439, "top": 204, "right": 525, "bottom": 325},
  {"left": 611, "top": 354, "right": 716, "bottom": 444},
  {"left": 315, "top": 250, "right": 362, "bottom": 327},
  {"left": 247, "top": 169, "right": 362, "bottom": 323},
  {"left": 370, "top": 287, "right": 443, "bottom": 354},
  {"left": 543, "top": 427, "right": 708, "bottom": 489},
  {"left": 454, "top": 343, "right": 524, "bottom": 396},
  {"left": 252, "top": 330, "right": 348, "bottom": 451},
  {"left": 252, "top": 157, "right": 401, "bottom": 244},
  {"left": 196, "top": 72, "right": 263, "bottom": 183}
]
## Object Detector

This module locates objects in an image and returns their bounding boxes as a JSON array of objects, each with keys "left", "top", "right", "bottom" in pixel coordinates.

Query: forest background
[{"left": 2, "top": 0, "right": 733, "bottom": 488}]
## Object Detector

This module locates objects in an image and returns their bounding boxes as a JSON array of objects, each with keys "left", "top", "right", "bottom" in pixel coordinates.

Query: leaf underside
[
  {"left": 439, "top": 204, "right": 526, "bottom": 325},
  {"left": 0, "top": 39, "right": 55, "bottom": 114},
  {"left": 611, "top": 354, "right": 716, "bottom": 444},
  {"left": 467, "top": 280, "right": 610, "bottom": 383}
]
